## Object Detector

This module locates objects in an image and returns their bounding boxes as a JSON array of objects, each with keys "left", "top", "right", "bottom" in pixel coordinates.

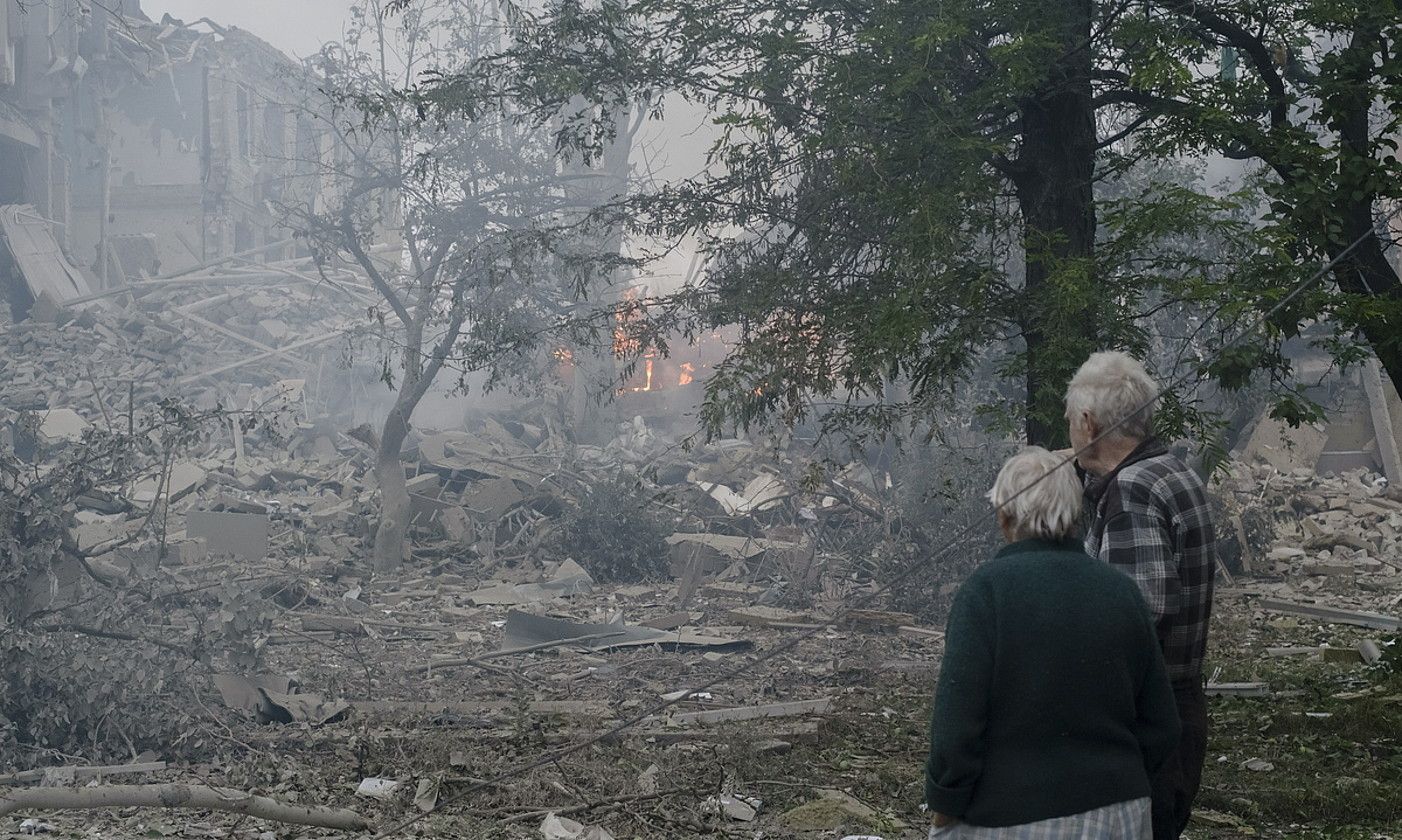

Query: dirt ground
[{"left": 5, "top": 551, "right": 1400, "bottom": 840}]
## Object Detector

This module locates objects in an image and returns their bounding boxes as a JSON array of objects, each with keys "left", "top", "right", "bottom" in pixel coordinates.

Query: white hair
[
  {"left": 987, "top": 447, "right": 1082, "bottom": 541},
  {"left": 1064, "top": 351, "right": 1159, "bottom": 441}
]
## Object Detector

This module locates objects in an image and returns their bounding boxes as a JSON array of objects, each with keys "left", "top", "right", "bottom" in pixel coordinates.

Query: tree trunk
[
  {"left": 1325, "top": 24, "right": 1402, "bottom": 406},
  {"left": 372, "top": 400, "right": 412, "bottom": 573},
  {"left": 568, "top": 104, "right": 638, "bottom": 443},
  {"left": 1330, "top": 217, "right": 1402, "bottom": 398},
  {"left": 1011, "top": 0, "right": 1099, "bottom": 448}
]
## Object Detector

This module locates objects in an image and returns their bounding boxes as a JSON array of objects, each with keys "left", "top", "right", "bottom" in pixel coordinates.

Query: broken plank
[
  {"left": 632, "top": 720, "right": 823, "bottom": 745},
  {"left": 177, "top": 331, "right": 342, "bottom": 385},
  {"left": 663, "top": 698, "right": 834, "bottom": 726},
  {"left": 1258, "top": 598, "right": 1401, "bottom": 632},
  {"left": 897, "top": 625, "right": 945, "bottom": 644},
  {"left": 725, "top": 606, "right": 821, "bottom": 629},
  {"left": 1205, "top": 682, "right": 1271, "bottom": 698},
  {"left": 528, "top": 700, "right": 611, "bottom": 717},
  {"left": 839, "top": 609, "right": 915, "bottom": 629}
]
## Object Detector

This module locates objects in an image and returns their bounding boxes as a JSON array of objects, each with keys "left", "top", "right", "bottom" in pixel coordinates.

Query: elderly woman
[{"left": 924, "top": 447, "right": 1179, "bottom": 839}]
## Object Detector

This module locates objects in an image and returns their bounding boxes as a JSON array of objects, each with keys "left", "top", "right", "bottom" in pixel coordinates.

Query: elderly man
[{"left": 1065, "top": 351, "right": 1216, "bottom": 840}]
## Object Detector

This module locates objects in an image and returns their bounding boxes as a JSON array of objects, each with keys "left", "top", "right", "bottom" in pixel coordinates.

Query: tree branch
[
  {"left": 1158, "top": 0, "right": 1290, "bottom": 127},
  {"left": 0, "top": 784, "right": 371, "bottom": 831}
]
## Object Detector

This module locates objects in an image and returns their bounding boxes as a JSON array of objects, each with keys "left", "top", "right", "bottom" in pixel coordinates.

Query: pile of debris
[
  {"left": 1217, "top": 461, "right": 1402, "bottom": 657},
  {"left": 1, "top": 255, "right": 368, "bottom": 422}
]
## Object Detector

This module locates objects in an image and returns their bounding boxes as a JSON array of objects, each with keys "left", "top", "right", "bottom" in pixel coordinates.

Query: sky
[{"left": 149, "top": 0, "right": 356, "bottom": 60}]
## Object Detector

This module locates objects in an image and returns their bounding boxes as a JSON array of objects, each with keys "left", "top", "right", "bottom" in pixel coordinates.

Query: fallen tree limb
[
  {"left": 0, "top": 761, "right": 166, "bottom": 786},
  {"left": 498, "top": 786, "right": 694, "bottom": 824},
  {"left": 0, "top": 783, "right": 371, "bottom": 831}
]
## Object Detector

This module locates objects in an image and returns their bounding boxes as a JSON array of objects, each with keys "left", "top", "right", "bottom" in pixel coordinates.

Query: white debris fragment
[{"left": 355, "top": 777, "right": 401, "bottom": 800}]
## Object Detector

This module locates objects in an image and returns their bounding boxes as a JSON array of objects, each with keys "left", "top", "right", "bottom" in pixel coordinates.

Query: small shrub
[{"left": 551, "top": 473, "right": 671, "bottom": 583}]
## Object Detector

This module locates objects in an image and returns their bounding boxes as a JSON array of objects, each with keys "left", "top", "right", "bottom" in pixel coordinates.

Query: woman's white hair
[
  {"left": 1064, "top": 351, "right": 1159, "bottom": 441},
  {"left": 987, "top": 447, "right": 1082, "bottom": 541}
]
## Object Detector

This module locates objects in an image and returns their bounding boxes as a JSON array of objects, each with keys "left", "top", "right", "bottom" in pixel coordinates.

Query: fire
[
  {"left": 609, "top": 287, "right": 721, "bottom": 393},
  {"left": 613, "top": 287, "right": 642, "bottom": 357}
]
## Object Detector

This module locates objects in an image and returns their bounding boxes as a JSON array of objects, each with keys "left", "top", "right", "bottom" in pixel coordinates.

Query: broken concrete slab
[
  {"left": 462, "top": 477, "right": 525, "bottom": 521},
  {"left": 37, "top": 408, "right": 90, "bottom": 443},
  {"left": 132, "top": 461, "right": 207, "bottom": 503},
  {"left": 440, "top": 506, "right": 473, "bottom": 542},
  {"left": 187, "top": 510, "right": 270, "bottom": 559},
  {"left": 468, "top": 560, "right": 595, "bottom": 606},
  {"left": 418, "top": 431, "right": 539, "bottom": 483},
  {"left": 1241, "top": 415, "right": 1329, "bottom": 473}
]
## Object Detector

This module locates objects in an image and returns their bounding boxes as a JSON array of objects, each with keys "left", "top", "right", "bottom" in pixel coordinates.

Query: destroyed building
[{"left": 0, "top": 0, "right": 344, "bottom": 318}]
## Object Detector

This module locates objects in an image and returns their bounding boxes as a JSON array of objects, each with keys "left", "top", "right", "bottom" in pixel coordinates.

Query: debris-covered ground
[{"left": 4, "top": 290, "right": 1402, "bottom": 840}]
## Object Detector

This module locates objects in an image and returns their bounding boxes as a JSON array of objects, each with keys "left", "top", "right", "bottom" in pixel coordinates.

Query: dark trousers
[{"left": 1152, "top": 680, "right": 1208, "bottom": 840}]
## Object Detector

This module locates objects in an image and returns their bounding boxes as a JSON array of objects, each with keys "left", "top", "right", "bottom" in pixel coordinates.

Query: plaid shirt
[{"left": 1082, "top": 439, "right": 1215, "bottom": 684}]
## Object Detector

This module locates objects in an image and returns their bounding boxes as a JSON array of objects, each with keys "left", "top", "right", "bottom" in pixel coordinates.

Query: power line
[{"left": 374, "top": 218, "right": 1393, "bottom": 837}]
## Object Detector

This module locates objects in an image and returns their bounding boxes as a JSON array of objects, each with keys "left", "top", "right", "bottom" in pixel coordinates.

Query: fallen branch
[
  {"left": 498, "top": 786, "right": 694, "bottom": 824},
  {"left": 31, "top": 622, "right": 191, "bottom": 656},
  {"left": 0, "top": 783, "right": 371, "bottom": 831},
  {"left": 0, "top": 761, "right": 166, "bottom": 787}
]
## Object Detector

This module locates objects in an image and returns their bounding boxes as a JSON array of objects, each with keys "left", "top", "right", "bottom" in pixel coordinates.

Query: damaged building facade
[{"left": 0, "top": 0, "right": 342, "bottom": 316}]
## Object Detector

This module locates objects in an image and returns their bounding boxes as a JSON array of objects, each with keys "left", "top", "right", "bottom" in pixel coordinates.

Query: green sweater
[{"left": 925, "top": 537, "right": 1180, "bottom": 827}]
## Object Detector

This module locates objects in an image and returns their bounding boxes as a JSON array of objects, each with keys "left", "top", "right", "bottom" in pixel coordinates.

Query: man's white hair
[
  {"left": 1064, "top": 351, "right": 1159, "bottom": 441},
  {"left": 987, "top": 447, "right": 1082, "bottom": 541}
]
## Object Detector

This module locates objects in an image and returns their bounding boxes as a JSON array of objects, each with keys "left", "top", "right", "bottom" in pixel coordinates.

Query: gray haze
[{"left": 153, "top": 0, "right": 355, "bottom": 58}]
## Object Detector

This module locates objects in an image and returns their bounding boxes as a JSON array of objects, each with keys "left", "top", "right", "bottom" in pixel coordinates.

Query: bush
[{"left": 551, "top": 473, "right": 671, "bottom": 583}]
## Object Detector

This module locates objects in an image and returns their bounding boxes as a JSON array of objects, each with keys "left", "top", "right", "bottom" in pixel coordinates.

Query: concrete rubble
[{"left": 1217, "top": 460, "right": 1402, "bottom": 667}]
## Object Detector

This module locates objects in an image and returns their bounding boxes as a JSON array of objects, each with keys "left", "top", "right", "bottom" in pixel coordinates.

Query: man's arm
[{"left": 1098, "top": 510, "right": 1180, "bottom": 640}]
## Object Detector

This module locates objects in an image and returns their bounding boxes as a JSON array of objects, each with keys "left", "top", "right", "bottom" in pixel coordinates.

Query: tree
[
  {"left": 1105, "top": 0, "right": 1402, "bottom": 413},
  {"left": 392, "top": 0, "right": 1244, "bottom": 447},
  {"left": 296, "top": 0, "right": 625, "bottom": 571}
]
